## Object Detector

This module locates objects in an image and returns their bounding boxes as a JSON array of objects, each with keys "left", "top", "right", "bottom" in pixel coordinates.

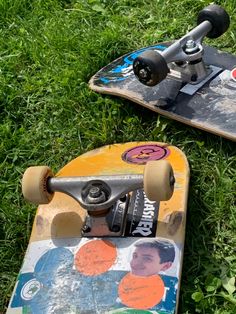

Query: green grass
[{"left": 0, "top": 0, "right": 236, "bottom": 313}]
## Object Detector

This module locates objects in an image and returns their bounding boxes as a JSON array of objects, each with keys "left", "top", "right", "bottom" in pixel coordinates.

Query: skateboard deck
[
  {"left": 7, "top": 142, "right": 189, "bottom": 314},
  {"left": 89, "top": 43, "right": 236, "bottom": 141}
]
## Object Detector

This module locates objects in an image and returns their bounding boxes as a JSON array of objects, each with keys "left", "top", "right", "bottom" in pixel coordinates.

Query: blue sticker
[
  {"left": 10, "top": 247, "right": 74, "bottom": 311},
  {"left": 98, "top": 45, "right": 167, "bottom": 84},
  {"left": 34, "top": 247, "right": 73, "bottom": 285}
]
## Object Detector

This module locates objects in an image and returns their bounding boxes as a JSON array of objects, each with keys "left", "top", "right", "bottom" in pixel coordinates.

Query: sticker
[
  {"left": 98, "top": 45, "right": 167, "bottom": 84},
  {"left": 122, "top": 144, "right": 170, "bottom": 164},
  {"left": 21, "top": 279, "right": 41, "bottom": 301},
  {"left": 34, "top": 247, "right": 74, "bottom": 285},
  {"left": 118, "top": 273, "right": 165, "bottom": 309},
  {"left": 231, "top": 67, "right": 236, "bottom": 81},
  {"left": 125, "top": 189, "right": 159, "bottom": 237},
  {"left": 75, "top": 239, "right": 117, "bottom": 276}
]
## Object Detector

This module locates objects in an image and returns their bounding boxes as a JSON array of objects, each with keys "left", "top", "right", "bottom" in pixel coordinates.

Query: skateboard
[
  {"left": 7, "top": 142, "right": 189, "bottom": 314},
  {"left": 89, "top": 5, "right": 236, "bottom": 141}
]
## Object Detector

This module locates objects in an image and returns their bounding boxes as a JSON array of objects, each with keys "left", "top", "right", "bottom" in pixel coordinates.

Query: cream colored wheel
[
  {"left": 22, "top": 166, "right": 54, "bottom": 204},
  {"left": 143, "top": 160, "right": 175, "bottom": 202}
]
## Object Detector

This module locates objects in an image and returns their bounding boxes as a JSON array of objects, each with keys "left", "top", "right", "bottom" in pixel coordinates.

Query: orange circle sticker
[
  {"left": 75, "top": 239, "right": 117, "bottom": 276},
  {"left": 118, "top": 273, "right": 165, "bottom": 309}
]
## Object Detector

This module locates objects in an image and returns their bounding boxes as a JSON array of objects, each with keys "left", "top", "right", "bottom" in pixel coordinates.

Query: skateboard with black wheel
[
  {"left": 7, "top": 142, "right": 189, "bottom": 313},
  {"left": 89, "top": 5, "right": 236, "bottom": 141}
]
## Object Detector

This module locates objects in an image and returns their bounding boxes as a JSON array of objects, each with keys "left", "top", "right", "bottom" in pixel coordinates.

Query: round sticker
[
  {"left": 75, "top": 239, "right": 117, "bottom": 276},
  {"left": 21, "top": 279, "right": 41, "bottom": 301},
  {"left": 118, "top": 273, "right": 165, "bottom": 309},
  {"left": 231, "top": 67, "right": 236, "bottom": 81},
  {"left": 122, "top": 145, "right": 170, "bottom": 164}
]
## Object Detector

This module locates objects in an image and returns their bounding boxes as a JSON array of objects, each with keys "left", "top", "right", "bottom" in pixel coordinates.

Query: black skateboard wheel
[
  {"left": 133, "top": 50, "right": 169, "bottom": 86},
  {"left": 197, "top": 4, "right": 230, "bottom": 38}
]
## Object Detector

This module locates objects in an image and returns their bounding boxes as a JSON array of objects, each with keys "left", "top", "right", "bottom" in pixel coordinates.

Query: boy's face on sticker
[{"left": 130, "top": 246, "right": 172, "bottom": 276}]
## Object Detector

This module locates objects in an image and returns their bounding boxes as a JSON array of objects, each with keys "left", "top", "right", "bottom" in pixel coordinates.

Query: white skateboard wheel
[
  {"left": 22, "top": 166, "right": 54, "bottom": 204},
  {"left": 144, "top": 160, "right": 174, "bottom": 202}
]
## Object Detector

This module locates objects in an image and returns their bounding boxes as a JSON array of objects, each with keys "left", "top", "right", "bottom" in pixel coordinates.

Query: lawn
[{"left": 0, "top": 0, "right": 235, "bottom": 313}]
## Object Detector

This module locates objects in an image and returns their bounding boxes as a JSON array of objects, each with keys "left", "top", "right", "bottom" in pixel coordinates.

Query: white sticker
[{"left": 21, "top": 279, "right": 41, "bottom": 300}]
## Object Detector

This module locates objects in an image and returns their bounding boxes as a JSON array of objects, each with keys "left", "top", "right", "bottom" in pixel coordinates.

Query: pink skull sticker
[{"left": 122, "top": 144, "right": 170, "bottom": 164}]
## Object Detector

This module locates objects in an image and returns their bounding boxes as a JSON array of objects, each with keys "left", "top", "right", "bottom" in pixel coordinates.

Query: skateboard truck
[
  {"left": 133, "top": 4, "right": 230, "bottom": 87},
  {"left": 22, "top": 160, "right": 175, "bottom": 237},
  {"left": 47, "top": 174, "right": 144, "bottom": 237}
]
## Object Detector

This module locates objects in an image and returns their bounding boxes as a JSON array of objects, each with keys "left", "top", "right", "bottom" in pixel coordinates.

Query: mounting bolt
[
  {"left": 186, "top": 39, "right": 196, "bottom": 48},
  {"left": 184, "top": 40, "right": 199, "bottom": 54},
  {"left": 86, "top": 185, "right": 107, "bottom": 204},
  {"left": 89, "top": 186, "right": 102, "bottom": 198},
  {"left": 191, "top": 74, "right": 198, "bottom": 82},
  {"left": 82, "top": 224, "right": 91, "bottom": 233},
  {"left": 110, "top": 224, "right": 121, "bottom": 233}
]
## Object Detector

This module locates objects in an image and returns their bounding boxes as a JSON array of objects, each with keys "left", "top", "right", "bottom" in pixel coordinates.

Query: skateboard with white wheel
[
  {"left": 7, "top": 142, "right": 189, "bottom": 313},
  {"left": 89, "top": 4, "right": 236, "bottom": 141}
]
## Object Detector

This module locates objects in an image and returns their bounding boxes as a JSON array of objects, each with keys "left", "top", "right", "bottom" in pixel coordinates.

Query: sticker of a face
[{"left": 130, "top": 239, "right": 175, "bottom": 277}]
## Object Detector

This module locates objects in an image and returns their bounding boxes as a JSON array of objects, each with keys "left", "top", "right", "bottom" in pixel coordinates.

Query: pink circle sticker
[{"left": 122, "top": 144, "right": 170, "bottom": 164}]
